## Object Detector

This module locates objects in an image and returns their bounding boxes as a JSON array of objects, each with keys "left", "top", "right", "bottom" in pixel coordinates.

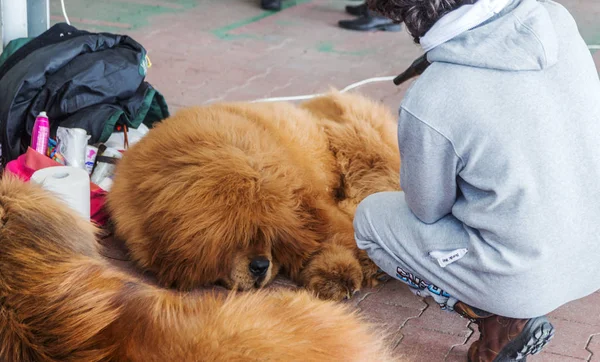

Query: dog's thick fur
[
  {"left": 0, "top": 177, "right": 397, "bottom": 361},
  {"left": 108, "top": 91, "right": 400, "bottom": 301}
]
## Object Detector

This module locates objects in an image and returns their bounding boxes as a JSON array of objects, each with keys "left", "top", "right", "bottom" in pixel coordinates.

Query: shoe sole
[
  {"left": 494, "top": 316, "right": 555, "bottom": 362},
  {"left": 338, "top": 24, "right": 402, "bottom": 32}
]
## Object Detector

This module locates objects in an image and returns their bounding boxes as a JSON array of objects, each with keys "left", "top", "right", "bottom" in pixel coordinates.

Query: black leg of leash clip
[{"left": 393, "top": 53, "right": 431, "bottom": 86}]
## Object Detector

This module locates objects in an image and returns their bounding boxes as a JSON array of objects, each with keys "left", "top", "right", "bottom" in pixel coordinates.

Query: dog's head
[
  {"left": 177, "top": 156, "right": 322, "bottom": 291},
  {"left": 143, "top": 112, "right": 324, "bottom": 291}
]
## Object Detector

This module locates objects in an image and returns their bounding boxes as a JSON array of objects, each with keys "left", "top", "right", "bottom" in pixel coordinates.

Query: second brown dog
[{"left": 107, "top": 91, "right": 401, "bottom": 301}]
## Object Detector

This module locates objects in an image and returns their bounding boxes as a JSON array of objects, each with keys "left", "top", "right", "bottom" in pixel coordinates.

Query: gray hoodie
[{"left": 398, "top": 0, "right": 600, "bottom": 317}]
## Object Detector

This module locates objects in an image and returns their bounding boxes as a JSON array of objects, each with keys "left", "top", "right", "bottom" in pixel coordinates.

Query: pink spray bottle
[{"left": 31, "top": 111, "right": 50, "bottom": 155}]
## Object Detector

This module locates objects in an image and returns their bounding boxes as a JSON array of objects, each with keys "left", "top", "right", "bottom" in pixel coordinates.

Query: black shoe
[
  {"left": 338, "top": 13, "right": 402, "bottom": 32},
  {"left": 346, "top": 3, "right": 368, "bottom": 16},
  {"left": 261, "top": 0, "right": 281, "bottom": 11}
]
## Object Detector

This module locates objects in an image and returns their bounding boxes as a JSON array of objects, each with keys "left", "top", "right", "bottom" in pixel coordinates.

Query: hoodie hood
[
  {"left": 420, "top": 0, "right": 513, "bottom": 52},
  {"left": 425, "top": 0, "right": 559, "bottom": 71}
]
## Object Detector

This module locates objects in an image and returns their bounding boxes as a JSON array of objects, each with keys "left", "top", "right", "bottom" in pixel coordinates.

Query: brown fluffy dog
[
  {"left": 108, "top": 91, "right": 400, "bottom": 301},
  {"left": 0, "top": 177, "right": 397, "bottom": 361}
]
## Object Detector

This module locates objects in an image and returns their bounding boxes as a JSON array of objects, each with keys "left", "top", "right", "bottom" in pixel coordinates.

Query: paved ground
[{"left": 18, "top": 0, "right": 600, "bottom": 361}]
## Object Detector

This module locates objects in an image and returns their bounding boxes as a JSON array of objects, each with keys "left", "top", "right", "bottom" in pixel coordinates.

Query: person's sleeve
[{"left": 398, "top": 107, "right": 463, "bottom": 224}]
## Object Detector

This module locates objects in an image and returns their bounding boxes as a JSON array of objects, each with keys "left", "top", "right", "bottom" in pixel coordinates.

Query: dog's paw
[
  {"left": 301, "top": 244, "right": 363, "bottom": 301},
  {"left": 358, "top": 249, "right": 391, "bottom": 288}
]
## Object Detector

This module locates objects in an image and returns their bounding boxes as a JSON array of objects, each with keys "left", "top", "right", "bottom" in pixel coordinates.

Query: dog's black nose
[{"left": 249, "top": 257, "right": 270, "bottom": 277}]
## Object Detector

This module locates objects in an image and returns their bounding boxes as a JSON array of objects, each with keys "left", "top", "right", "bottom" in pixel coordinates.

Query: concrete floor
[{"left": 29, "top": 0, "right": 600, "bottom": 361}]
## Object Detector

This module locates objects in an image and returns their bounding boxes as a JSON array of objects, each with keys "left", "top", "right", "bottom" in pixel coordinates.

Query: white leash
[{"left": 250, "top": 76, "right": 396, "bottom": 103}]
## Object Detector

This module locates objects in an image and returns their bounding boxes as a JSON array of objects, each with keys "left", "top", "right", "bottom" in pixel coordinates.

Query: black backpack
[{"left": 0, "top": 23, "right": 169, "bottom": 165}]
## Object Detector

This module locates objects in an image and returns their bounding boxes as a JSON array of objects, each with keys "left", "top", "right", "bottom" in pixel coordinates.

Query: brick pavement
[{"left": 34, "top": 0, "right": 600, "bottom": 360}]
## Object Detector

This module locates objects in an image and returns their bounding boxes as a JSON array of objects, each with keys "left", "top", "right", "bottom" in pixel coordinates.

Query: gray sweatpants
[{"left": 354, "top": 191, "right": 465, "bottom": 312}]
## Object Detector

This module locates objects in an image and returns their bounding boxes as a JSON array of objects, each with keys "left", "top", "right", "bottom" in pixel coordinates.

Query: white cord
[
  {"left": 61, "top": 0, "right": 71, "bottom": 25},
  {"left": 251, "top": 76, "right": 396, "bottom": 103},
  {"left": 589, "top": 45, "right": 600, "bottom": 50}
]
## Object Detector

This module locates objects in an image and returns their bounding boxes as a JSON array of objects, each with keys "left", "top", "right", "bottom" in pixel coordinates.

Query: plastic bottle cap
[{"left": 38, "top": 111, "right": 47, "bottom": 117}]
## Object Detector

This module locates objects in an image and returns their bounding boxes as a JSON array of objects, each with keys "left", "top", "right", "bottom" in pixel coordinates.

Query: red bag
[{"left": 5, "top": 147, "right": 109, "bottom": 226}]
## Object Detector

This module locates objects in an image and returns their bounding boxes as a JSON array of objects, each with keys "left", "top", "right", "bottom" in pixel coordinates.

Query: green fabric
[
  {"left": 142, "top": 89, "right": 170, "bottom": 128},
  {"left": 99, "top": 87, "right": 169, "bottom": 142},
  {"left": 131, "top": 87, "right": 169, "bottom": 129},
  {"left": 131, "top": 88, "right": 154, "bottom": 129},
  {"left": 0, "top": 38, "right": 33, "bottom": 68},
  {"left": 99, "top": 110, "right": 125, "bottom": 143}
]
